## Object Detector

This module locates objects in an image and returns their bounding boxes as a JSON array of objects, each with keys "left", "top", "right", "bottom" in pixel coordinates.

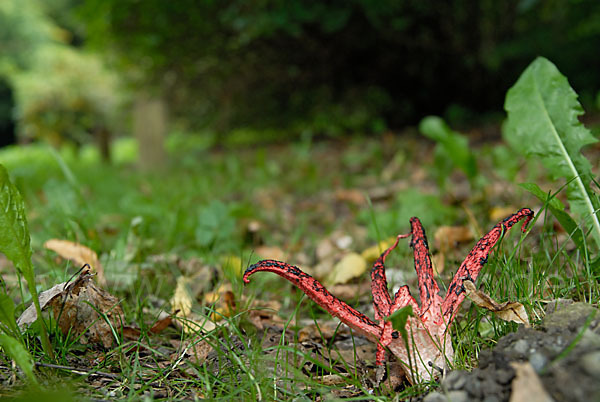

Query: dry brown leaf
[
  {"left": 464, "top": 280, "right": 530, "bottom": 326},
  {"left": 325, "top": 253, "right": 367, "bottom": 286},
  {"left": 490, "top": 206, "right": 520, "bottom": 223},
  {"left": 171, "top": 336, "right": 214, "bottom": 367},
  {"left": 150, "top": 314, "right": 173, "bottom": 334},
  {"left": 509, "top": 362, "right": 554, "bottom": 402},
  {"left": 18, "top": 268, "right": 123, "bottom": 348},
  {"left": 246, "top": 300, "right": 284, "bottom": 330},
  {"left": 17, "top": 282, "right": 67, "bottom": 328},
  {"left": 44, "top": 239, "right": 106, "bottom": 286},
  {"left": 255, "top": 245, "right": 286, "bottom": 261},
  {"left": 297, "top": 320, "right": 349, "bottom": 342},
  {"left": 434, "top": 225, "right": 473, "bottom": 253}
]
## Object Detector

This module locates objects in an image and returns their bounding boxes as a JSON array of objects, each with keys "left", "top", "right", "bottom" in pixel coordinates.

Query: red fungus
[{"left": 244, "top": 208, "right": 534, "bottom": 382}]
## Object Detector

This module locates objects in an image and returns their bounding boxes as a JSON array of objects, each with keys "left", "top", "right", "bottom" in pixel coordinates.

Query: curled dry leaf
[
  {"left": 17, "top": 268, "right": 123, "bottom": 348},
  {"left": 464, "top": 280, "right": 530, "bottom": 326},
  {"left": 44, "top": 239, "right": 106, "bottom": 286}
]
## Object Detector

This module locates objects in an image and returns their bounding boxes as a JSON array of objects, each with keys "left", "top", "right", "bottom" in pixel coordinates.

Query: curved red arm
[
  {"left": 441, "top": 207, "right": 534, "bottom": 324},
  {"left": 244, "top": 259, "right": 382, "bottom": 340}
]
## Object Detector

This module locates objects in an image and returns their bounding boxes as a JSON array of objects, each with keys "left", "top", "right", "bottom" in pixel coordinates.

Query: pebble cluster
[{"left": 423, "top": 301, "right": 600, "bottom": 402}]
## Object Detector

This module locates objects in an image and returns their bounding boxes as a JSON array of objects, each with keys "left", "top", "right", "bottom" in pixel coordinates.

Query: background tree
[{"left": 77, "top": 0, "right": 600, "bottom": 138}]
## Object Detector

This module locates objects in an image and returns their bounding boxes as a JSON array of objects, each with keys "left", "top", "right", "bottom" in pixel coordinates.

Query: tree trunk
[{"left": 133, "top": 93, "right": 168, "bottom": 170}]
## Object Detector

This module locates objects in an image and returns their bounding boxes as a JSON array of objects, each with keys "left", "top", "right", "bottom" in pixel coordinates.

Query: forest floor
[{"left": 0, "top": 129, "right": 599, "bottom": 400}]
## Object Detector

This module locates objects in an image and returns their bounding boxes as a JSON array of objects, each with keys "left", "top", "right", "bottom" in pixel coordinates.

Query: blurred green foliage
[
  {"left": 77, "top": 0, "right": 600, "bottom": 137},
  {"left": 0, "top": 0, "right": 123, "bottom": 153}
]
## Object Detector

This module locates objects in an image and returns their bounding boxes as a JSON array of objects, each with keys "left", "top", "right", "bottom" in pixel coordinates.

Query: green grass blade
[
  {"left": 0, "top": 334, "right": 38, "bottom": 385},
  {"left": 504, "top": 57, "right": 600, "bottom": 249},
  {"left": 0, "top": 164, "right": 53, "bottom": 357}
]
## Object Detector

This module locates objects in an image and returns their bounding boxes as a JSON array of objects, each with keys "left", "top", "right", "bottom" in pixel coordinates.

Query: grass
[{"left": 0, "top": 132, "right": 598, "bottom": 400}]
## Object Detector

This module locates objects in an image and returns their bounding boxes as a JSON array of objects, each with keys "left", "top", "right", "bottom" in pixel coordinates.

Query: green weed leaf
[
  {"left": 0, "top": 164, "right": 34, "bottom": 280},
  {"left": 504, "top": 57, "right": 600, "bottom": 248},
  {"left": 386, "top": 305, "right": 414, "bottom": 344},
  {"left": 0, "top": 294, "right": 19, "bottom": 337},
  {"left": 419, "top": 116, "right": 478, "bottom": 181},
  {"left": 520, "top": 182, "right": 585, "bottom": 252},
  {"left": 0, "top": 334, "right": 38, "bottom": 385},
  {"left": 0, "top": 164, "right": 53, "bottom": 357}
]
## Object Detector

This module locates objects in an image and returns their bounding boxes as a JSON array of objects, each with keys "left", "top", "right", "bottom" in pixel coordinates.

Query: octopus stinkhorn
[{"left": 243, "top": 208, "right": 533, "bottom": 382}]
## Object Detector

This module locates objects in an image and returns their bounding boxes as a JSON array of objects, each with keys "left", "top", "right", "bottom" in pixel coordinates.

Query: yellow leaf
[
  {"left": 44, "top": 239, "right": 105, "bottom": 286},
  {"left": 361, "top": 237, "right": 397, "bottom": 263},
  {"left": 325, "top": 253, "right": 367, "bottom": 286},
  {"left": 170, "top": 276, "right": 216, "bottom": 334},
  {"left": 171, "top": 276, "right": 193, "bottom": 317}
]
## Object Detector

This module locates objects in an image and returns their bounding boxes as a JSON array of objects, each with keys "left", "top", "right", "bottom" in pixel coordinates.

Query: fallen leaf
[
  {"left": 171, "top": 336, "right": 214, "bottom": 367},
  {"left": 246, "top": 300, "right": 284, "bottom": 330},
  {"left": 204, "top": 284, "right": 236, "bottom": 321},
  {"left": 434, "top": 225, "right": 473, "bottom": 253},
  {"left": 255, "top": 245, "right": 286, "bottom": 261},
  {"left": 334, "top": 188, "right": 365, "bottom": 205},
  {"left": 18, "top": 268, "right": 123, "bottom": 347},
  {"left": 325, "top": 253, "right": 367, "bottom": 286},
  {"left": 17, "top": 282, "right": 66, "bottom": 328},
  {"left": 50, "top": 270, "right": 123, "bottom": 347},
  {"left": 150, "top": 314, "right": 173, "bottom": 334},
  {"left": 509, "top": 362, "right": 554, "bottom": 402},
  {"left": 44, "top": 239, "right": 106, "bottom": 286},
  {"left": 170, "top": 276, "right": 216, "bottom": 334},
  {"left": 490, "top": 206, "right": 520, "bottom": 223},
  {"left": 361, "top": 237, "right": 397, "bottom": 264},
  {"left": 171, "top": 276, "right": 193, "bottom": 317},
  {"left": 432, "top": 253, "right": 445, "bottom": 275},
  {"left": 464, "top": 280, "right": 530, "bottom": 326},
  {"left": 298, "top": 320, "right": 349, "bottom": 342}
]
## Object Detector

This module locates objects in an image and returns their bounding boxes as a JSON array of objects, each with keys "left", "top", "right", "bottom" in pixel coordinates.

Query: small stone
[
  {"left": 529, "top": 352, "right": 547, "bottom": 372},
  {"left": 512, "top": 339, "right": 529, "bottom": 355},
  {"left": 544, "top": 298, "right": 574, "bottom": 314},
  {"left": 442, "top": 370, "right": 467, "bottom": 390},
  {"left": 423, "top": 392, "right": 446, "bottom": 402},
  {"left": 579, "top": 329, "right": 600, "bottom": 349},
  {"left": 581, "top": 350, "right": 600, "bottom": 377},
  {"left": 446, "top": 390, "right": 469, "bottom": 402},
  {"left": 482, "top": 396, "right": 501, "bottom": 402},
  {"left": 466, "top": 377, "right": 484, "bottom": 399},
  {"left": 495, "top": 368, "right": 515, "bottom": 385}
]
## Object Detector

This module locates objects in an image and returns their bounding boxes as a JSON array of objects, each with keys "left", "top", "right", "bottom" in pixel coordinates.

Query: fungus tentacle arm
[
  {"left": 371, "top": 234, "right": 409, "bottom": 319},
  {"left": 244, "top": 259, "right": 382, "bottom": 340},
  {"left": 441, "top": 208, "right": 534, "bottom": 324},
  {"left": 409, "top": 217, "right": 441, "bottom": 319}
]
